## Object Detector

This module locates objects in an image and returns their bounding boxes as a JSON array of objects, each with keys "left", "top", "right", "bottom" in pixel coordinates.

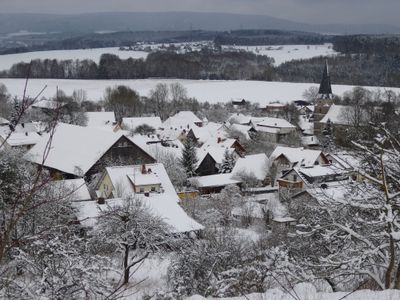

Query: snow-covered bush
[{"left": 167, "top": 228, "right": 301, "bottom": 298}]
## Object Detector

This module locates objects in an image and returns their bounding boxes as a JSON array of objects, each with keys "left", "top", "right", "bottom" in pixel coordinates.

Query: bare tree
[
  {"left": 95, "top": 196, "right": 172, "bottom": 287},
  {"left": 149, "top": 83, "right": 169, "bottom": 120},
  {"left": 169, "top": 82, "right": 188, "bottom": 103}
]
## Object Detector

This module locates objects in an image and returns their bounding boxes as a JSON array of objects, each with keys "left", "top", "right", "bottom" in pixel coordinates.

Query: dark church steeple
[{"left": 318, "top": 60, "right": 332, "bottom": 99}]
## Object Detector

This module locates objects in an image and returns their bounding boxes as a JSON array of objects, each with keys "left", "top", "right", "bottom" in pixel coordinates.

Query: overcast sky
[{"left": 2, "top": 0, "right": 399, "bottom": 26}]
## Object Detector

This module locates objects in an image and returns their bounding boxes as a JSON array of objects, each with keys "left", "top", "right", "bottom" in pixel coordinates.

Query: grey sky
[{"left": 2, "top": 0, "right": 399, "bottom": 26}]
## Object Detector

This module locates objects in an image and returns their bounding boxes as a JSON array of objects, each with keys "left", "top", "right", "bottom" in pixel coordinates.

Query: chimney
[
  {"left": 141, "top": 164, "right": 147, "bottom": 174},
  {"left": 217, "top": 137, "right": 222, "bottom": 143}
]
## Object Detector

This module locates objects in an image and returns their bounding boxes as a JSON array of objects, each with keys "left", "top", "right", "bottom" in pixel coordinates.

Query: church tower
[
  {"left": 314, "top": 60, "right": 334, "bottom": 134},
  {"left": 318, "top": 60, "right": 332, "bottom": 98}
]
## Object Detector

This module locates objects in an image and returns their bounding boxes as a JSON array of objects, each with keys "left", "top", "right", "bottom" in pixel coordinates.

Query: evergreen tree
[
  {"left": 322, "top": 118, "right": 333, "bottom": 151},
  {"left": 219, "top": 148, "right": 236, "bottom": 173},
  {"left": 180, "top": 138, "right": 198, "bottom": 177},
  {"left": 9, "top": 98, "right": 21, "bottom": 130}
]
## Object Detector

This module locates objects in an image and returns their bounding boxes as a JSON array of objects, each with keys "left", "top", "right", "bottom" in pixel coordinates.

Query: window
[
  {"left": 151, "top": 186, "right": 156, "bottom": 192},
  {"left": 139, "top": 187, "right": 144, "bottom": 193},
  {"left": 293, "top": 175, "right": 297, "bottom": 182}
]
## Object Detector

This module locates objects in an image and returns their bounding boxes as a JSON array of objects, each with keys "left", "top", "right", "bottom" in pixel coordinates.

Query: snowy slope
[
  {"left": 2, "top": 78, "right": 399, "bottom": 107},
  {"left": 223, "top": 43, "right": 337, "bottom": 65}
]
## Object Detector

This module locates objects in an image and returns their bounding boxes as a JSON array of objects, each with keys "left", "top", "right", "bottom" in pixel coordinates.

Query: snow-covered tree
[
  {"left": 180, "top": 139, "right": 198, "bottom": 178},
  {"left": 219, "top": 148, "right": 236, "bottom": 173},
  {"left": 95, "top": 196, "right": 172, "bottom": 286},
  {"left": 153, "top": 149, "right": 187, "bottom": 189},
  {"left": 213, "top": 185, "right": 242, "bottom": 226},
  {"left": 167, "top": 227, "right": 302, "bottom": 298},
  {"left": 288, "top": 125, "right": 400, "bottom": 290},
  {"left": 0, "top": 149, "right": 113, "bottom": 298}
]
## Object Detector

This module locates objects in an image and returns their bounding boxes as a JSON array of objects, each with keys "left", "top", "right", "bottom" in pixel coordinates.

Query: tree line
[
  {"left": 276, "top": 54, "right": 400, "bottom": 87},
  {"left": 4, "top": 48, "right": 400, "bottom": 87},
  {"left": 1, "top": 50, "right": 274, "bottom": 81},
  {"left": 215, "top": 29, "right": 330, "bottom": 46},
  {"left": 333, "top": 35, "right": 400, "bottom": 54}
]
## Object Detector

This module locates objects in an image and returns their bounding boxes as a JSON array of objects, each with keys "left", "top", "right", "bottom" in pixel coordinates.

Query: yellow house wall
[{"left": 97, "top": 173, "right": 114, "bottom": 199}]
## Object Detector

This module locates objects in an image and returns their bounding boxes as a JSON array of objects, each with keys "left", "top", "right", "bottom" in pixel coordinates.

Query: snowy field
[
  {"left": 0, "top": 43, "right": 337, "bottom": 71},
  {"left": 222, "top": 43, "right": 337, "bottom": 65},
  {"left": 1, "top": 78, "right": 399, "bottom": 106},
  {"left": 0, "top": 48, "right": 149, "bottom": 71}
]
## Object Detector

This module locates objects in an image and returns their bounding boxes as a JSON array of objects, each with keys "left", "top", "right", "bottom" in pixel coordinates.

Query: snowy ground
[
  {"left": 126, "top": 255, "right": 171, "bottom": 299},
  {"left": 187, "top": 283, "right": 400, "bottom": 300},
  {"left": 222, "top": 43, "right": 337, "bottom": 65},
  {"left": 0, "top": 48, "right": 149, "bottom": 71},
  {"left": 1, "top": 78, "right": 399, "bottom": 106}
]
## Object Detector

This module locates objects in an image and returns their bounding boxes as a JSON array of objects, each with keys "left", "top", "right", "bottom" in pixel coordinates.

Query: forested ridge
[{"left": 2, "top": 34, "right": 400, "bottom": 87}]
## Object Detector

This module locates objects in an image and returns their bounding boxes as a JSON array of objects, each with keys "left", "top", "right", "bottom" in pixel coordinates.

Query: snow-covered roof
[
  {"left": 86, "top": 112, "right": 116, "bottom": 129},
  {"left": 128, "top": 173, "right": 162, "bottom": 186},
  {"left": 256, "top": 117, "right": 296, "bottom": 129},
  {"left": 74, "top": 195, "right": 204, "bottom": 233},
  {"left": 0, "top": 131, "right": 41, "bottom": 147},
  {"left": 301, "top": 135, "right": 319, "bottom": 146},
  {"left": 122, "top": 116, "right": 162, "bottom": 132},
  {"left": 104, "top": 163, "right": 177, "bottom": 197},
  {"left": 231, "top": 153, "right": 268, "bottom": 180},
  {"left": 189, "top": 173, "right": 241, "bottom": 188},
  {"left": 163, "top": 111, "right": 202, "bottom": 129},
  {"left": 227, "top": 113, "right": 252, "bottom": 125},
  {"left": 201, "top": 137, "right": 238, "bottom": 151},
  {"left": 228, "top": 124, "right": 252, "bottom": 140},
  {"left": 197, "top": 138, "right": 239, "bottom": 165},
  {"left": 327, "top": 152, "right": 361, "bottom": 170},
  {"left": 24, "top": 123, "right": 127, "bottom": 176},
  {"left": 266, "top": 103, "right": 287, "bottom": 108},
  {"left": 296, "top": 165, "right": 348, "bottom": 178},
  {"left": 50, "top": 179, "right": 91, "bottom": 201},
  {"left": 303, "top": 181, "right": 355, "bottom": 204},
  {"left": 320, "top": 104, "right": 351, "bottom": 125},
  {"left": 189, "top": 122, "right": 224, "bottom": 144},
  {"left": 270, "top": 146, "right": 325, "bottom": 167},
  {"left": 12, "top": 122, "right": 41, "bottom": 134},
  {"left": 127, "top": 134, "right": 183, "bottom": 160}
]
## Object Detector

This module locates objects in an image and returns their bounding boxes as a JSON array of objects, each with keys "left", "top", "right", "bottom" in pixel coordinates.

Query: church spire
[{"left": 318, "top": 60, "right": 332, "bottom": 99}]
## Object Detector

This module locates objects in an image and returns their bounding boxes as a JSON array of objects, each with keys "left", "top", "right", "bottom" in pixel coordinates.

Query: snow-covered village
[{"left": 2, "top": 2, "right": 400, "bottom": 300}]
